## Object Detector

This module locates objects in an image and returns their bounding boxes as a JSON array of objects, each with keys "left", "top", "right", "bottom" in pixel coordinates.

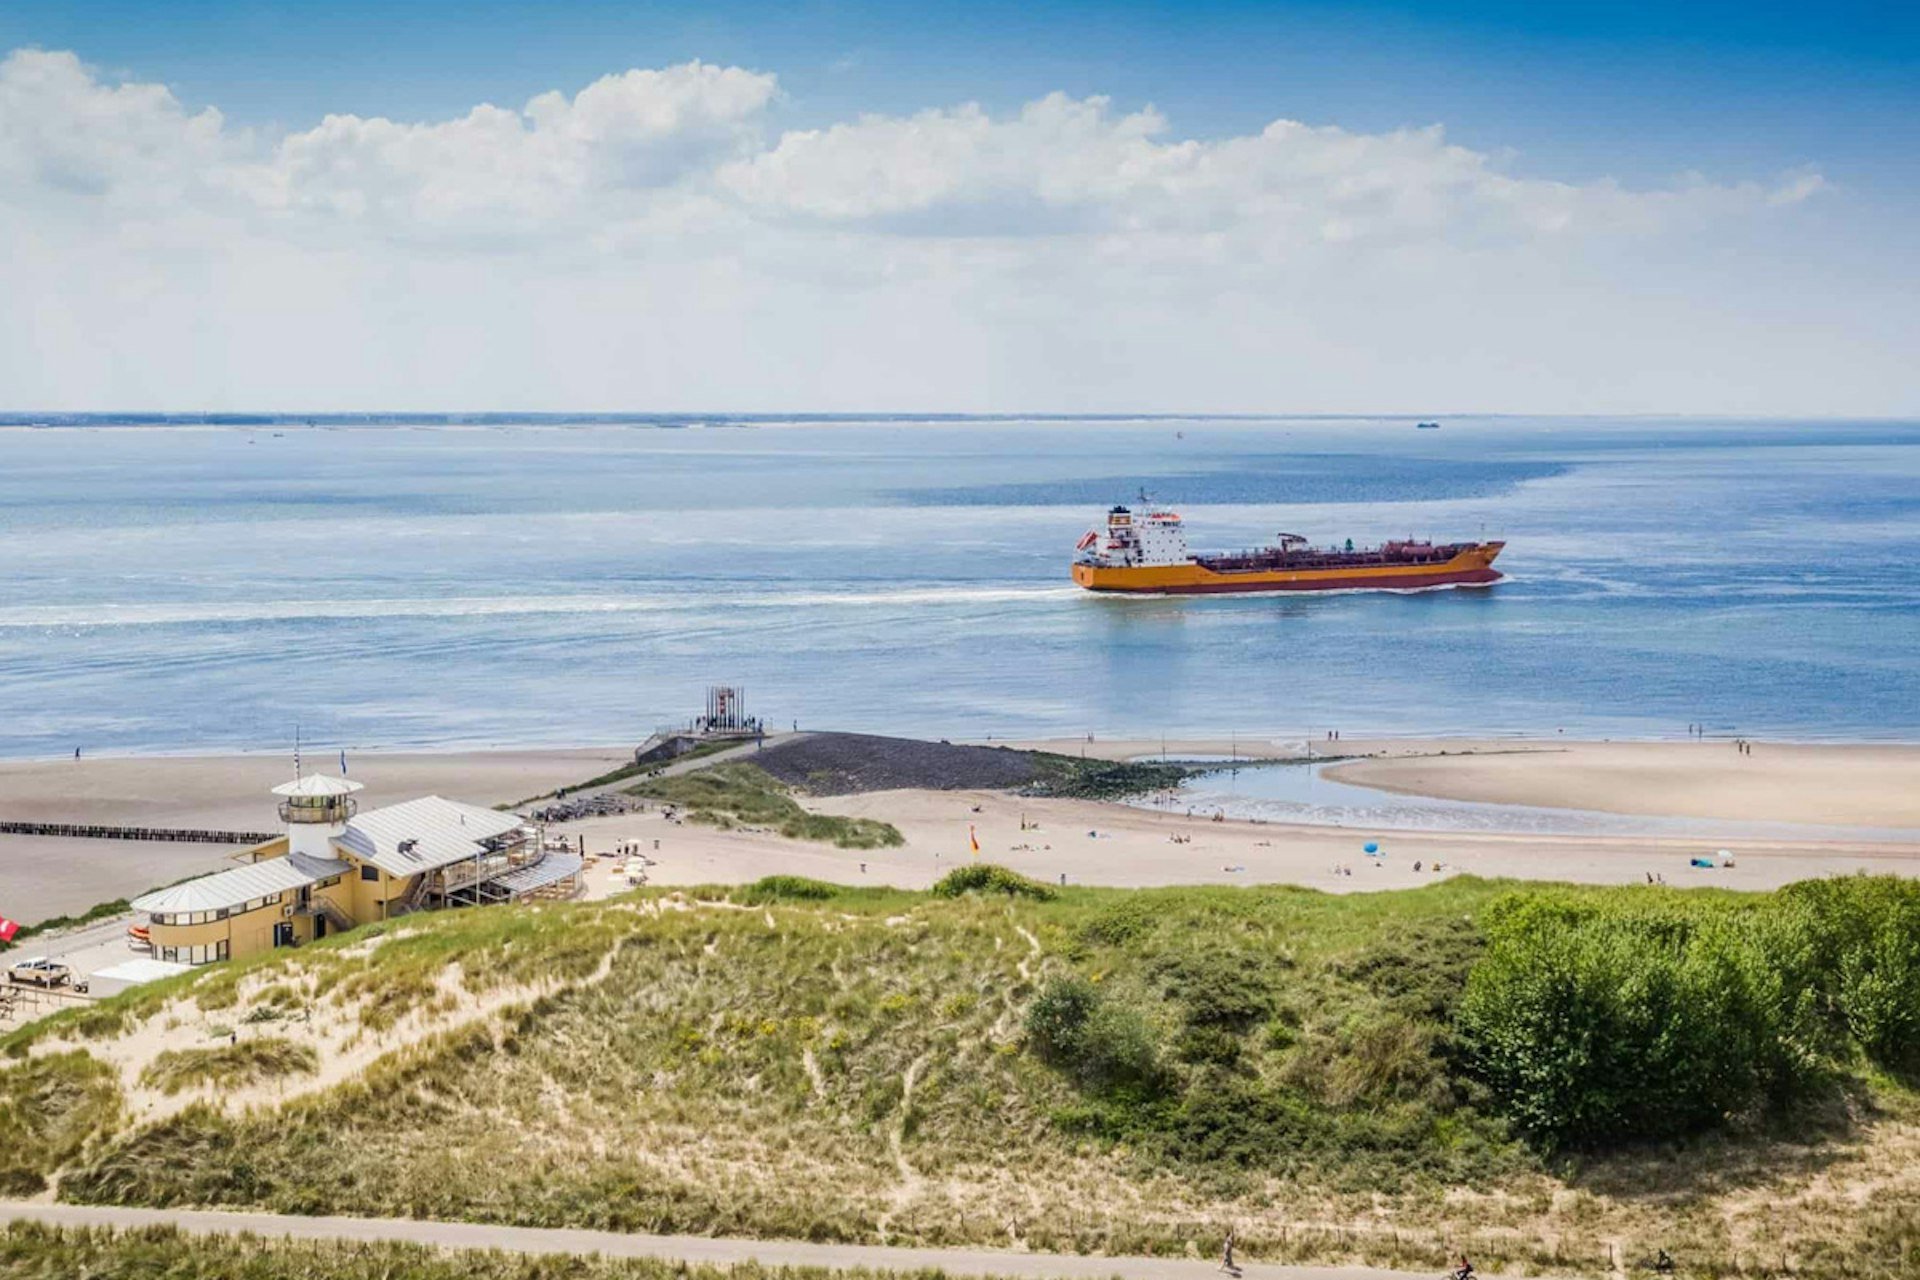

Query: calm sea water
[{"left": 0, "top": 417, "right": 1914, "bottom": 757}]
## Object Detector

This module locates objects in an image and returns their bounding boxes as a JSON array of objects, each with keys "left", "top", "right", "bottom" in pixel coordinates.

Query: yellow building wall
[
  {"left": 346, "top": 863, "right": 384, "bottom": 921},
  {"left": 226, "top": 900, "right": 285, "bottom": 960},
  {"left": 148, "top": 896, "right": 288, "bottom": 964},
  {"left": 246, "top": 836, "right": 291, "bottom": 863},
  {"left": 313, "top": 877, "right": 359, "bottom": 929},
  {"left": 339, "top": 860, "right": 419, "bottom": 924}
]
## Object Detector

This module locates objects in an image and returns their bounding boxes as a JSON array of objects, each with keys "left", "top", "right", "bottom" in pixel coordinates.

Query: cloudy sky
[{"left": 2, "top": 1, "right": 1915, "bottom": 414}]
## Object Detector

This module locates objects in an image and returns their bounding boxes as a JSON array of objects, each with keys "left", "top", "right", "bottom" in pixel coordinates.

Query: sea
[{"left": 0, "top": 416, "right": 1915, "bottom": 758}]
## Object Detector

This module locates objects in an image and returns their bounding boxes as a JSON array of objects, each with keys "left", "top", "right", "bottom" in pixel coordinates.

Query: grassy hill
[{"left": 6, "top": 873, "right": 1918, "bottom": 1278}]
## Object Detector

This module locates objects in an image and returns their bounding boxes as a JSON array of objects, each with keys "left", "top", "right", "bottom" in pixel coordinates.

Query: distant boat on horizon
[{"left": 1416, "top": 421, "right": 1441, "bottom": 429}]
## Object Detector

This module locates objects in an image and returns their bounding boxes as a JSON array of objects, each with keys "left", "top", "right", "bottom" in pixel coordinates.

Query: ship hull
[{"left": 1072, "top": 543, "right": 1504, "bottom": 594}]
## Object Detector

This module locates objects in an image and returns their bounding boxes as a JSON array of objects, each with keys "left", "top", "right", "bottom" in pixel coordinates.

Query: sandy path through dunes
[{"left": 0, "top": 1201, "right": 1435, "bottom": 1280}]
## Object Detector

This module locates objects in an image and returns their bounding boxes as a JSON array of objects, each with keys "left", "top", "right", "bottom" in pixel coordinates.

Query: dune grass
[
  {"left": 139, "top": 1037, "right": 319, "bottom": 1095},
  {"left": 10, "top": 875, "right": 1920, "bottom": 1278},
  {"left": 0, "top": 1051, "right": 121, "bottom": 1195},
  {"left": 628, "top": 763, "right": 904, "bottom": 848},
  {"left": 0, "top": 1221, "right": 964, "bottom": 1280}
]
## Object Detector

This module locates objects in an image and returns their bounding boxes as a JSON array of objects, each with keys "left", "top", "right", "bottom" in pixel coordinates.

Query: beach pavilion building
[{"left": 129, "top": 775, "right": 582, "bottom": 965}]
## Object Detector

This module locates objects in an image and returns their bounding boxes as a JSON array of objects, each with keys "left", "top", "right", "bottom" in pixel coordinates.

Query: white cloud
[
  {"left": 0, "top": 49, "right": 232, "bottom": 211},
  {"left": 0, "top": 46, "right": 1905, "bottom": 414},
  {"left": 261, "top": 63, "right": 775, "bottom": 234}
]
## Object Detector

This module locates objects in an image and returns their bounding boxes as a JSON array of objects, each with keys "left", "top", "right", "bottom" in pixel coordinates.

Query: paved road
[{"left": 0, "top": 1202, "right": 1436, "bottom": 1280}]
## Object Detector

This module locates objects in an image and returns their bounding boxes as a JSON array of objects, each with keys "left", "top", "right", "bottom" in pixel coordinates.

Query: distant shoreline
[
  {"left": 6, "top": 727, "right": 1920, "bottom": 767},
  {"left": 8, "top": 411, "right": 1916, "bottom": 429},
  {"left": 5, "top": 734, "right": 1919, "bottom": 926}
]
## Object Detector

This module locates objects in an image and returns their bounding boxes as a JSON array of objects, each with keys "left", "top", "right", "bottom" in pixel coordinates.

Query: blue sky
[
  {"left": 1, "top": 2, "right": 1916, "bottom": 411},
  {"left": 9, "top": 0, "right": 1917, "bottom": 185}
]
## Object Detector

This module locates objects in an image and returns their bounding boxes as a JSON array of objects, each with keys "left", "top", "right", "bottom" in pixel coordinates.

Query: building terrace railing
[{"left": 434, "top": 841, "right": 544, "bottom": 895}]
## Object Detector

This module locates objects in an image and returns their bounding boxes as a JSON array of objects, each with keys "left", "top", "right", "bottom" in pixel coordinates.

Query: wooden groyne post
[{"left": 0, "top": 821, "right": 274, "bottom": 844}]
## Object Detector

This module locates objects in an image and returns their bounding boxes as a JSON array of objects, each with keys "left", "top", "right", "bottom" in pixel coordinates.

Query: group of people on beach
[{"left": 1684, "top": 723, "right": 1758, "bottom": 756}]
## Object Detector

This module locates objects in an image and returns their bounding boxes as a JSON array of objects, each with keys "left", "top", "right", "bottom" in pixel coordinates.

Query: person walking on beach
[{"left": 1220, "top": 1225, "right": 1241, "bottom": 1276}]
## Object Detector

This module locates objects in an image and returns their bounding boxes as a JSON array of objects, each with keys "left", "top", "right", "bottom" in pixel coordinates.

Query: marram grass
[{"left": 5, "top": 874, "right": 1919, "bottom": 1279}]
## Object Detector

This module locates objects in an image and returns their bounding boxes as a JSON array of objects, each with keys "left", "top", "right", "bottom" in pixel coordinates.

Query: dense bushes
[
  {"left": 1785, "top": 876, "right": 1920, "bottom": 1072},
  {"left": 1025, "top": 976, "right": 1165, "bottom": 1092},
  {"left": 1024, "top": 889, "right": 1508, "bottom": 1185},
  {"left": 932, "top": 863, "right": 1057, "bottom": 900},
  {"left": 740, "top": 875, "right": 841, "bottom": 903},
  {"left": 1457, "top": 877, "right": 1920, "bottom": 1148}
]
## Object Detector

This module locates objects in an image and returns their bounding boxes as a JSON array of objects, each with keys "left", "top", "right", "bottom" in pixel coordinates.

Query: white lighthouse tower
[{"left": 271, "top": 774, "right": 365, "bottom": 859}]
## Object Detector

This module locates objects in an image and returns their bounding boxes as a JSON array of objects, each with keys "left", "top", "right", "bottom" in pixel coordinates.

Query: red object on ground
[{"left": 0, "top": 917, "right": 18, "bottom": 943}]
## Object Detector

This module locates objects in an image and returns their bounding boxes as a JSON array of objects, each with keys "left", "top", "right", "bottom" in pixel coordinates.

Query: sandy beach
[
  {"left": 6, "top": 737, "right": 1919, "bottom": 926},
  {"left": 559, "top": 781, "right": 1920, "bottom": 900},
  {"left": 1004, "top": 736, "right": 1920, "bottom": 828},
  {"left": 1323, "top": 740, "right": 1920, "bottom": 827}
]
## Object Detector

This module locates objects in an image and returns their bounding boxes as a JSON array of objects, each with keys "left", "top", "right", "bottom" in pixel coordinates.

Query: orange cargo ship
[{"left": 1071, "top": 502, "right": 1505, "bottom": 594}]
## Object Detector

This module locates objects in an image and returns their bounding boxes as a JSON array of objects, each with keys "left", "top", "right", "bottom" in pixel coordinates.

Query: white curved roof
[
  {"left": 335, "top": 795, "right": 528, "bottom": 876},
  {"left": 131, "top": 851, "right": 351, "bottom": 914},
  {"left": 272, "top": 773, "right": 366, "bottom": 798}
]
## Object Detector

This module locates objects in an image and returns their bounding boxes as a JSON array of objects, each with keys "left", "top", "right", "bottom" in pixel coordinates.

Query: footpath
[{"left": 0, "top": 1202, "right": 1435, "bottom": 1280}]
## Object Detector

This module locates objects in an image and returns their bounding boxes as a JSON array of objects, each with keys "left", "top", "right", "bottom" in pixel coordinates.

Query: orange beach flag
[{"left": 969, "top": 824, "right": 980, "bottom": 857}]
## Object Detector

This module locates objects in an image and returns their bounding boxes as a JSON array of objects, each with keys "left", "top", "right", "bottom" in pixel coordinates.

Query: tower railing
[{"left": 278, "top": 797, "right": 358, "bottom": 824}]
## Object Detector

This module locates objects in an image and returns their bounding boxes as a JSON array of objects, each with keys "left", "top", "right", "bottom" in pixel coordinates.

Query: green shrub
[
  {"left": 1025, "top": 976, "right": 1164, "bottom": 1092},
  {"left": 932, "top": 863, "right": 1056, "bottom": 900},
  {"left": 1152, "top": 948, "right": 1276, "bottom": 1030},
  {"left": 1451, "top": 884, "right": 1915, "bottom": 1149},
  {"left": 1077, "top": 897, "right": 1158, "bottom": 946},
  {"left": 740, "top": 875, "right": 842, "bottom": 903},
  {"left": 1781, "top": 877, "right": 1920, "bottom": 1072}
]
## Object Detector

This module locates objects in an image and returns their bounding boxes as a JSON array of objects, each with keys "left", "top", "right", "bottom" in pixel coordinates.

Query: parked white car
[{"left": 5, "top": 956, "right": 75, "bottom": 988}]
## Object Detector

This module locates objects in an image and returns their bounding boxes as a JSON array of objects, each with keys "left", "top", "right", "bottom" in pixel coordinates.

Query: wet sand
[
  {"left": 1322, "top": 740, "right": 1920, "bottom": 828},
  {"left": 1004, "top": 737, "right": 1920, "bottom": 828}
]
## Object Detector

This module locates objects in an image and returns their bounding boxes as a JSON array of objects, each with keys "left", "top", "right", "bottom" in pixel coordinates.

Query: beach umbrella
[{"left": 1363, "top": 842, "right": 1380, "bottom": 855}]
